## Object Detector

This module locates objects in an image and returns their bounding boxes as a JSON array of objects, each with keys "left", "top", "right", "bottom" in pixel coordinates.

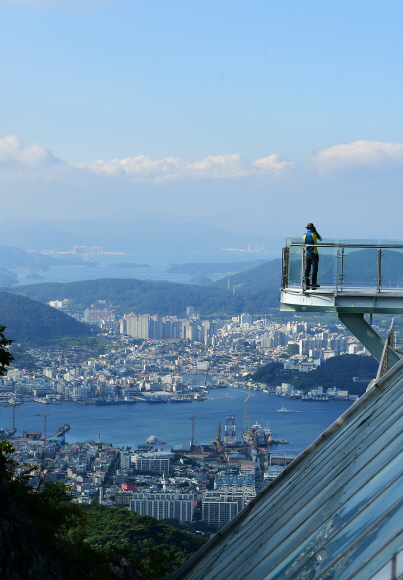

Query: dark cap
[{"left": 306, "top": 222, "right": 315, "bottom": 228}]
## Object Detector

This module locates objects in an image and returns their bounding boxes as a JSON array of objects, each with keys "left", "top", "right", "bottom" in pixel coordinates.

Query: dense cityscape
[{"left": 1, "top": 301, "right": 370, "bottom": 536}]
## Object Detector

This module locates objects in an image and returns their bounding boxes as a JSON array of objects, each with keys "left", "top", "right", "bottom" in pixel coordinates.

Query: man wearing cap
[{"left": 303, "top": 223, "right": 322, "bottom": 289}]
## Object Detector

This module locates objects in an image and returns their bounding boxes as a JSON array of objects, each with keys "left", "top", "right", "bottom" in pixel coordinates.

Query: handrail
[
  {"left": 281, "top": 240, "right": 403, "bottom": 292},
  {"left": 288, "top": 242, "right": 403, "bottom": 249}
]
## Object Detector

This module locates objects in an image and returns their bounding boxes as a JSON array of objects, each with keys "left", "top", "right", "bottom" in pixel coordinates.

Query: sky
[{"left": 1, "top": 0, "right": 403, "bottom": 239}]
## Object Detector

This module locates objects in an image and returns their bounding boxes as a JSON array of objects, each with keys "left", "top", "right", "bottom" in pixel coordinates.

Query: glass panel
[
  {"left": 188, "top": 377, "right": 403, "bottom": 580},
  {"left": 316, "top": 502, "right": 403, "bottom": 580},
  {"left": 195, "top": 395, "right": 403, "bottom": 580},
  {"left": 262, "top": 474, "right": 403, "bottom": 580},
  {"left": 223, "top": 444, "right": 403, "bottom": 580},
  {"left": 368, "top": 561, "right": 393, "bottom": 580},
  {"left": 283, "top": 239, "right": 403, "bottom": 292},
  {"left": 396, "top": 549, "right": 403, "bottom": 578},
  {"left": 288, "top": 245, "right": 304, "bottom": 286}
]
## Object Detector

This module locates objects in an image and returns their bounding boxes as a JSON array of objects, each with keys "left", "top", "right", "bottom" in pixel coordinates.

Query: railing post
[
  {"left": 301, "top": 247, "right": 306, "bottom": 289},
  {"left": 281, "top": 247, "right": 289, "bottom": 289},
  {"left": 335, "top": 250, "right": 340, "bottom": 292},
  {"left": 377, "top": 249, "right": 382, "bottom": 292},
  {"left": 340, "top": 248, "right": 345, "bottom": 290}
]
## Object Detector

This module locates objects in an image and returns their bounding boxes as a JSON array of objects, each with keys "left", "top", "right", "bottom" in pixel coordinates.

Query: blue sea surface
[
  {"left": 12, "top": 251, "right": 275, "bottom": 287},
  {"left": 3, "top": 390, "right": 353, "bottom": 455}
]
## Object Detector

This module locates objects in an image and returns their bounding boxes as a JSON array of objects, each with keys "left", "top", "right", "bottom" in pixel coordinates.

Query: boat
[
  {"left": 169, "top": 397, "right": 192, "bottom": 403},
  {"left": 146, "top": 397, "right": 167, "bottom": 404},
  {"left": 146, "top": 435, "right": 158, "bottom": 445},
  {"left": 159, "top": 440, "right": 167, "bottom": 445},
  {"left": 277, "top": 407, "right": 296, "bottom": 413},
  {"left": 0, "top": 427, "right": 16, "bottom": 439},
  {"left": 96, "top": 399, "right": 136, "bottom": 405}
]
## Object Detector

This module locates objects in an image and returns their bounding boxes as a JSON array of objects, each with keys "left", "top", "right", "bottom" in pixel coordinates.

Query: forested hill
[
  {"left": 10, "top": 277, "right": 279, "bottom": 316},
  {"left": 252, "top": 354, "right": 378, "bottom": 396},
  {"left": 166, "top": 259, "right": 268, "bottom": 275},
  {"left": 0, "top": 292, "right": 92, "bottom": 344},
  {"left": 211, "top": 258, "right": 281, "bottom": 295}
]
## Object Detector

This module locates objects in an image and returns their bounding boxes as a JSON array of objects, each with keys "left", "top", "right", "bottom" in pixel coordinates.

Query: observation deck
[{"left": 280, "top": 238, "right": 403, "bottom": 368}]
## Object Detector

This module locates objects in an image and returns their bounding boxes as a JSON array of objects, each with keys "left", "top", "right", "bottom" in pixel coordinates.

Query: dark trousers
[{"left": 305, "top": 254, "right": 319, "bottom": 285}]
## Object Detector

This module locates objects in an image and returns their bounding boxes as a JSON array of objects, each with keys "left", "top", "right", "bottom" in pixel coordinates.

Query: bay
[
  {"left": 12, "top": 250, "right": 273, "bottom": 287},
  {"left": 2, "top": 390, "right": 352, "bottom": 455}
]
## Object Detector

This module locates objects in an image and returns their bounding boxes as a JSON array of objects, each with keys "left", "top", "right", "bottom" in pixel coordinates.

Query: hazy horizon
[{"left": 2, "top": 1, "right": 403, "bottom": 239}]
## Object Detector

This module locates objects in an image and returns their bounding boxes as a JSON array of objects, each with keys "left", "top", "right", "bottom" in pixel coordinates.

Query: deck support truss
[{"left": 338, "top": 313, "right": 400, "bottom": 370}]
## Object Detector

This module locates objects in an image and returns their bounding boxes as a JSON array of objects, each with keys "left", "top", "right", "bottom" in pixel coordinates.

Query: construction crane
[
  {"left": 190, "top": 411, "right": 203, "bottom": 447},
  {"left": 34, "top": 409, "right": 78, "bottom": 438},
  {"left": 244, "top": 394, "right": 250, "bottom": 433},
  {"left": 2, "top": 401, "right": 20, "bottom": 430}
]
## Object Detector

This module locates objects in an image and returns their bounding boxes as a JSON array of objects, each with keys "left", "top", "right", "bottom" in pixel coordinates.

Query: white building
[
  {"left": 202, "top": 492, "right": 251, "bottom": 527},
  {"left": 120, "top": 453, "right": 131, "bottom": 469},
  {"left": 129, "top": 492, "right": 194, "bottom": 522},
  {"left": 131, "top": 452, "right": 173, "bottom": 475}
]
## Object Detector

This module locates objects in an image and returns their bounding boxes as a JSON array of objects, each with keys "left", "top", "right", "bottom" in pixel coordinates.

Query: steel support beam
[{"left": 338, "top": 313, "right": 400, "bottom": 369}]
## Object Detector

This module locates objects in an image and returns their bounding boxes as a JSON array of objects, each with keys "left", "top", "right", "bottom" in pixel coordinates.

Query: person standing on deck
[{"left": 303, "top": 223, "right": 322, "bottom": 289}]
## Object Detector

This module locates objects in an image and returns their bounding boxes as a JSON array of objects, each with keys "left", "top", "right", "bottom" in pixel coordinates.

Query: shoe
[{"left": 311, "top": 284, "right": 320, "bottom": 289}]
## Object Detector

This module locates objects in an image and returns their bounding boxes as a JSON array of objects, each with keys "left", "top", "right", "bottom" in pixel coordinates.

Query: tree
[
  {"left": 286, "top": 343, "right": 299, "bottom": 358},
  {"left": 0, "top": 324, "right": 13, "bottom": 374}
]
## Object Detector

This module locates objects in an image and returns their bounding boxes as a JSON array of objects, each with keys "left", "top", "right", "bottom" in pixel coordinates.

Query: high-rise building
[
  {"left": 129, "top": 492, "right": 194, "bottom": 522},
  {"left": 131, "top": 452, "right": 172, "bottom": 474}
]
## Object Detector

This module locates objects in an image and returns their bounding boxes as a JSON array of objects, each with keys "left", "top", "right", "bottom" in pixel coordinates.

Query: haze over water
[{"left": 12, "top": 250, "right": 277, "bottom": 287}]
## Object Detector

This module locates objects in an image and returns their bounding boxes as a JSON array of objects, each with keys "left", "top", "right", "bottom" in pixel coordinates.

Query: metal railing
[{"left": 282, "top": 240, "right": 403, "bottom": 293}]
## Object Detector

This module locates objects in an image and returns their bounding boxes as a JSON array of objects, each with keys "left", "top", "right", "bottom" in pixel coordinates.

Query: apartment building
[{"left": 129, "top": 492, "right": 194, "bottom": 522}]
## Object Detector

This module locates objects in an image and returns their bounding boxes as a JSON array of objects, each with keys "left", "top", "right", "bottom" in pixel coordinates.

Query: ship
[
  {"left": 0, "top": 427, "right": 16, "bottom": 439},
  {"left": 251, "top": 423, "right": 273, "bottom": 447},
  {"left": 146, "top": 397, "right": 167, "bottom": 404},
  {"left": 277, "top": 407, "right": 296, "bottom": 413},
  {"left": 54, "top": 424, "right": 70, "bottom": 437},
  {"left": 169, "top": 397, "right": 192, "bottom": 403},
  {"left": 96, "top": 399, "right": 136, "bottom": 405},
  {"left": 146, "top": 435, "right": 158, "bottom": 445}
]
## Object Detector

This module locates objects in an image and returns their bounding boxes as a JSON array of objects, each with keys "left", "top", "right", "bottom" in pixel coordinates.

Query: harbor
[{"left": 1, "top": 389, "right": 353, "bottom": 456}]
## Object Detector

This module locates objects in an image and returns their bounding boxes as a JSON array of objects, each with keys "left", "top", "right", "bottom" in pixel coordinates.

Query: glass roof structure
[{"left": 171, "top": 356, "right": 403, "bottom": 580}]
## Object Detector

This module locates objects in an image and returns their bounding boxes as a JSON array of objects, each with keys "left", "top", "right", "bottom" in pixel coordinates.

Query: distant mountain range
[
  {"left": 0, "top": 219, "right": 282, "bottom": 254},
  {"left": 10, "top": 271, "right": 280, "bottom": 317},
  {"left": 166, "top": 259, "right": 268, "bottom": 276}
]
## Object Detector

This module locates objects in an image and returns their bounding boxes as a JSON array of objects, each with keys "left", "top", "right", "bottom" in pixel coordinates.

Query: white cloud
[
  {"left": 311, "top": 140, "right": 403, "bottom": 172},
  {"left": 253, "top": 153, "right": 294, "bottom": 173},
  {"left": 0, "top": 135, "right": 59, "bottom": 168},
  {"left": 0, "top": 134, "right": 295, "bottom": 182},
  {"left": 77, "top": 152, "right": 293, "bottom": 182}
]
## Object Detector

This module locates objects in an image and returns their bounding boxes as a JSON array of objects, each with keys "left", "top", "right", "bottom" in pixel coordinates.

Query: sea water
[
  {"left": 3, "top": 389, "right": 352, "bottom": 455},
  {"left": 11, "top": 250, "right": 273, "bottom": 287}
]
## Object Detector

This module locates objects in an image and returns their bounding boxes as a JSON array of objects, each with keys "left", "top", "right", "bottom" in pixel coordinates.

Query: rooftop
[{"left": 172, "top": 349, "right": 403, "bottom": 580}]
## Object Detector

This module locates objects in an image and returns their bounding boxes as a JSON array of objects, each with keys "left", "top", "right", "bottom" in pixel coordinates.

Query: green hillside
[
  {"left": 167, "top": 259, "right": 268, "bottom": 275},
  {"left": 252, "top": 354, "right": 378, "bottom": 395},
  {"left": 0, "top": 292, "right": 92, "bottom": 344},
  {"left": 211, "top": 258, "right": 281, "bottom": 294},
  {"left": 11, "top": 277, "right": 279, "bottom": 316},
  {"left": 78, "top": 504, "right": 207, "bottom": 577}
]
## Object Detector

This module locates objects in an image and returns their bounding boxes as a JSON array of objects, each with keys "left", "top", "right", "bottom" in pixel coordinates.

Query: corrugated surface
[{"left": 172, "top": 359, "right": 403, "bottom": 580}]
